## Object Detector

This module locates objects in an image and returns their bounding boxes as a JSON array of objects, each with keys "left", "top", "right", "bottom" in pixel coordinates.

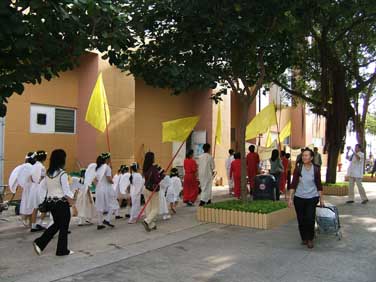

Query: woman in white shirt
[{"left": 33, "top": 149, "right": 74, "bottom": 256}]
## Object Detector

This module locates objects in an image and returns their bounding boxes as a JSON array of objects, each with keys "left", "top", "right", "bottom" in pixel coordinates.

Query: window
[{"left": 30, "top": 104, "right": 76, "bottom": 134}]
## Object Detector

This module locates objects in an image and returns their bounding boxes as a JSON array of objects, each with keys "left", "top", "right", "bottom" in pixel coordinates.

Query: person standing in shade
[
  {"left": 33, "top": 149, "right": 75, "bottom": 256},
  {"left": 269, "top": 149, "right": 283, "bottom": 200},
  {"left": 288, "top": 148, "right": 324, "bottom": 249},
  {"left": 230, "top": 152, "right": 241, "bottom": 199},
  {"left": 183, "top": 150, "right": 199, "bottom": 206},
  {"left": 246, "top": 145, "right": 260, "bottom": 191},
  {"left": 142, "top": 152, "right": 162, "bottom": 232},
  {"left": 346, "top": 144, "right": 368, "bottom": 204},
  {"left": 313, "top": 147, "right": 323, "bottom": 167},
  {"left": 198, "top": 143, "right": 215, "bottom": 206},
  {"left": 225, "top": 149, "right": 235, "bottom": 195}
]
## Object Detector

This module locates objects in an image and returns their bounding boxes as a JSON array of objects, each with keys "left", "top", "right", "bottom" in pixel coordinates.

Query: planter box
[
  {"left": 323, "top": 185, "right": 348, "bottom": 196},
  {"left": 344, "top": 176, "right": 376, "bottom": 182},
  {"left": 197, "top": 206, "right": 296, "bottom": 230}
]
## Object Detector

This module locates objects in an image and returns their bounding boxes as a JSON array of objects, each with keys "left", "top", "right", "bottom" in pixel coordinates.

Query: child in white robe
[
  {"left": 75, "top": 168, "right": 96, "bottom": 226},
  {"left": 159, "top": 174, "right": 171, "bottom": 220},
  {"left": 29, "top": 150, "right": 47, "bottom": 232},
  {"left": 11, "top": 152, "right": 36, "bottom": 227},
  {"left": 128, "top": 163, "right": 144, "bottom": 224},
  {"left": 113, "top": 165, "right": 129, "bottom": 220},
  {"left": 118, "top": 165, "right": 131, "bottom": 218},
  {"left": 166, "top": 168, "right": 183, "bottom": 214},
  {"left": 94, "top": 153, "right": 115, "bottom": 230}
]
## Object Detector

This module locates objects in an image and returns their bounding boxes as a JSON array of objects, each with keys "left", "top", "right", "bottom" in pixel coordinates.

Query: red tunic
[
  {"left": 183, "top": 158, "right": 199, "bottom": 203},
  {"left": 230, "top": 159, "right": 241, "bottom": 198},
  {"left": 246, "top": 152, "right": 260, "bottom": 189},
  {"left": 280, "top": 156, "right": 289, "bottom": 193}
]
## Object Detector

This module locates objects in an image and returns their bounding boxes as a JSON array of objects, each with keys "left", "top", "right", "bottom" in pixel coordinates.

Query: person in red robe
[
  {"left": 230, "top": 153, "right": 242, "bottom": 199},
  {"left": 280, "top": 151, "right": 289, "bottom": 193},
  {"left": 183, "top": 149, "right": 199, "bottom": 206},
  {"left": 246, "top": 145, "right": 260, "bottom": 190}
]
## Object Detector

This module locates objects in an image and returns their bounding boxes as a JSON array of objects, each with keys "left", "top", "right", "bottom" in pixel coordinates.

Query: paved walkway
[{"left": 1, "top": 184, "right": 375, "bottom": 282}]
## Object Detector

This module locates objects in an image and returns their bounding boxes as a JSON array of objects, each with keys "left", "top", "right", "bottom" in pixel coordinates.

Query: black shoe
[
  {"left": 125, "top": 214, "right": 130, "bottom": 218},
  {"left": 152, "top": 226, "right": 157, "bottom": 230},
  {"left": 142, "top": 220, "right": 151, "bottom": 232},
  {"left": 97, "top": 225, "right": 106, "bottom": 230},
  {"left": 68, "top": 230, "right": 71, "bottom": 234},
  {"left": 346, "top": 200, "right": 354, "bottom": 204},
  {"left": 207, "top": 200, "right": 212, "bottom": 205},
  {"left": 186, "top": 202, "right": 194, "bottom": 207},
  {"left": 361, "top": 200, "right": 369, "bottom": 204},
  {"left": 115, "top": 216, "right": 123, "bottom": 219},
  {"left": 103, "top": 220, "right": 115, "bottom": 228},
  {"left": 31, "top": 225, "right": 45, "bottom": 232},
  {"left": 199, "top": 201, "right": 206, "bottom": 206}
]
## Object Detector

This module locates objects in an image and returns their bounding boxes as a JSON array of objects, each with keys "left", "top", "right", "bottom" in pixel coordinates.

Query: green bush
[
  {"left": 206, "top": 200, "right": 288, "bottom": 214},
  {"left": 324, "top": 182, "right": 348, "bottom": 187}
]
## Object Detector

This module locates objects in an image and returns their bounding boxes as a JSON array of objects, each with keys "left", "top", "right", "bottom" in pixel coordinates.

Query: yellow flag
[
  {"left": 85, "top": 73, "right": 110, "bottom": 132},
  {"left": 162, "top": 116, "right": 200, "bottom": 143},
  {"left": 245, "top": 103, "right": 277, "bottom": 140},
  {"left": 265, "top": 129, "right": 273, "bottom": 148},
  {"left": 215, "top": 106, "right": 222, "bottom": 145},
  {"left": 279, "top": 121, "right": 291, "bottom": 143}
]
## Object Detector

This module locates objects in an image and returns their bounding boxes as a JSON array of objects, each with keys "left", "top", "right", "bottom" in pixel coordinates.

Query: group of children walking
[{"left": 10, "top": 151, "right": 183, "bottom": 233}]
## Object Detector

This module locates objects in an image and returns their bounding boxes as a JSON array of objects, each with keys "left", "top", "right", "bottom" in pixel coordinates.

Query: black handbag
[{"left": 38, "top": 197, "right": 52, "bottom": 213}]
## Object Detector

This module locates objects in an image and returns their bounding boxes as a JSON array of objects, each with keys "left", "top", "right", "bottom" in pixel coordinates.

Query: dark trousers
[
  {"left": 294, "top": 196, "right": 319, "bottom": 241},
  {"left": 34, "top": 201, "right": 71, "bottom": 256}
]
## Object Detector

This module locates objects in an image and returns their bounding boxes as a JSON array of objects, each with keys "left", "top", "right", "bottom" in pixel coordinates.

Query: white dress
[
  {"left": 95, "top": 164, "right": 112, "bottom": 213},
  {"left": 159, "top": 175, "right": 170, "bottom": 215},
  {"left": 108, "top": 173, "right": 120, "bottom": 210},
  {"left": 119, "top": 172, "right": 131, "bottom": 199},
  {"left": 198, "top": 153, "right": 215, "bottom": 202},
  {"left": 129, "top": 172, "right": 144, "bottom": 221},
  {"left": 28, "top": 161, "right": 46, "bottom": 210},
  {"left": 75, "top": 178, "right": 96, "bottom": 220},
  {"left": 17, "top": 163, "right": 34, "bottom": 215},
  {"left": 166, "top": 176, "right": 183, "bottom": 203}
]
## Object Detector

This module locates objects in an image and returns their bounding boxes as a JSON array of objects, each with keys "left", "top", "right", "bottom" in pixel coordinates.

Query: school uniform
[
  {"left": 14, "top": 163, "right": 34, "bottom": 215},
  {"left": 74, "top": 177, "right": 95, "bottom": 225},
  {"left": 95, "top": 164, "right": 114, "bottom": 225},
  {"left": 29, "top": 161, "right": 46, "bottom": 210},
  {"left": 119, "top": 172, "right": 131, "bottom": 216}
]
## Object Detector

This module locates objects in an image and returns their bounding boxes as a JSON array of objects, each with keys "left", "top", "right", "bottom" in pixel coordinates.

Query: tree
[
  {"left": 119, "top": 0, "right": 299, "bottom": 201},
  {"left": 0, "top": 0, "right": 133, "bottom": 116},
  {"left": 366, "top": 113, "right": 376, "bottom": 136},
  {"left": 275, "top": 0, "right": 376, "bottom": 183}
]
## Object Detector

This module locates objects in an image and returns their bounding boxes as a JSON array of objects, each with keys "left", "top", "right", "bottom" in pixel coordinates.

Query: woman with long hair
[
  {"left": 269, "top": 149, "right": 283, "bottom": 200},
  {"left": 183, "top": 150, "right": 199, "bottom": 206},
  {"left": 289, "top": 148, "right": 324, "bottom": 249},
  {"left": 33, "top": 149, "right": 74, "bottom": 256},
  {"left": 142, "top": 151, "right": 162, "bottom": 232}
]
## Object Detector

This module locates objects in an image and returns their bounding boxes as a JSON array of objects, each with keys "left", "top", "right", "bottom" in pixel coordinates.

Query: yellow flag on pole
[
  {"left": 265, "top": 129, "right": 273, "bottom": 148},
  {"left": 215, "top": 106, "right": 222, "bottom": 145},
  {"left": 85, "top": 73, "right": 110, "bottom": 132},
  {"left": 245, "top": 103, "right": 277, "bottom": 140},
  {"left": 162, "top": 116, "right": 200, "bottom": 143},
  {"left": 279, "top": 121, "right": 291, "bottom": 143}
]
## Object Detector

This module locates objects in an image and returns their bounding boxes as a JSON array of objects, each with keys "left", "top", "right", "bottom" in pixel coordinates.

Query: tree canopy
[{"left": 0, "top": 0, "right": 133, "bottom": 116}]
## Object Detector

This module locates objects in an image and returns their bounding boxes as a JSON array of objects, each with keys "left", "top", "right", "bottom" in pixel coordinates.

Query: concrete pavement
[{"left": 1, "top": 184, "right": 375, "bottom": 282}]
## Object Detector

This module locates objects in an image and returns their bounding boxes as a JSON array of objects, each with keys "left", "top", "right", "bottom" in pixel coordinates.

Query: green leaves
[{"left": 206, "top": 200, "right": 288, "bottom": 214}]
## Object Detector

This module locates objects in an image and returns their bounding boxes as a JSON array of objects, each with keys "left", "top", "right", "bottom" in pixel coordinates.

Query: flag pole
[
  {"left": 103, "top": 101, "right": 111, "bottom": 153},
  {"left": 136, "top": 138, "right": 188, "bottom": 222}
]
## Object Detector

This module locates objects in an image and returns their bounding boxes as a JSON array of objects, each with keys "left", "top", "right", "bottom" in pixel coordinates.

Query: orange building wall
[{"left": 5, "top": 70, "right": 79, "bottom": 181}]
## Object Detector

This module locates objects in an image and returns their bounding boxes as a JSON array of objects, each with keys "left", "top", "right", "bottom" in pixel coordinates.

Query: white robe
[
  {"left": 159, "top": 176, "right": 170, "bottom": 215},
  {"left": 95, "top": 164, "right": 112, "bottom": 213},
  {"left": 28, "top": 161, "right": 46, "bottom": 209},
  {"left": 225, "top": 155, "right": 234, "bottom": 189},
  {"left": 129, "top": 172, "right": 144, "bottom": 221},
  {"left": 166, "top": 176, "right": 182, "bottom": 203},
  {"left": 198, "top": 153, "right": 215, "bottom": 202},
  {"left": 75, "top": 178, "right": 96, "bottom": 220},
  {"left": 119, "top": 172, "right": 131, "bottom": 199},
  {"left": 17, "top": 163, "right": 34, "bottom": 215}
]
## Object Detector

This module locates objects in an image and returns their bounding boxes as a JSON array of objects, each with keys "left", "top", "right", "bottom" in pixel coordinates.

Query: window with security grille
[{"left": 55, "top": 108, "right": 75, "bottom": 133}]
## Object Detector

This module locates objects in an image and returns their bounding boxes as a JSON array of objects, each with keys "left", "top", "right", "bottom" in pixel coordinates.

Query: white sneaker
[
  {"left": 69, "top": 250, "right": 75, "bottom": 255},
  {"left": 163, "top": 215, "right": 171, "bottom": 220},
  {"left": 33, "top": 242, "right": 42, "bottom": 256}
]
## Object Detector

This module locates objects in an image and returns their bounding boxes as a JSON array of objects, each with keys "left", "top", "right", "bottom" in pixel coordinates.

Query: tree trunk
[
  {"left": 325, "top": 61, "right": 349, "bottom": 183},
  {"left": 239, "top": 96, "right": 250, "bottom": 202}
]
